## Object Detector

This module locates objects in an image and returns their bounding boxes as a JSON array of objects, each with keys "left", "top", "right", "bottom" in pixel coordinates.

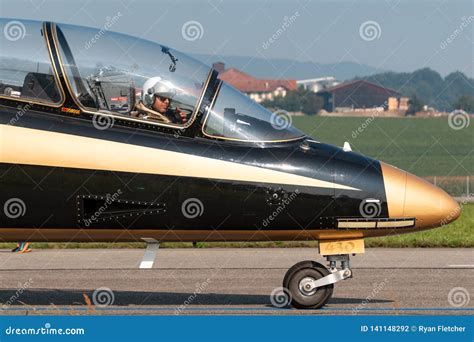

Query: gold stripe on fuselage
[{"left": 0, "top": 125, "right": 360, "bottom": 191}]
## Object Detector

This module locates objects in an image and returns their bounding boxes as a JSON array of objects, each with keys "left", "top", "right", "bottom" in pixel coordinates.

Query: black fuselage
[{"left": 0, "top": 104, "right": 389, "bottom": 241}]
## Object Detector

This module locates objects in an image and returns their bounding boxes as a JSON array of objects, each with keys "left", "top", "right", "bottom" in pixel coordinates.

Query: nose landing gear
[{"left": 283, "top": 254, "right": 353, "bottom": 309}]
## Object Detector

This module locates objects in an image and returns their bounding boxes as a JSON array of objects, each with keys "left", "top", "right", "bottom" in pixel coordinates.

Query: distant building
[
  {"left": 213, "top": 62, "right": 297, "bottom": 103},
  {"left": 388, "top": 96, "right": 409, "bottom": 111},
  {"left": 398, "top": 97, "right": 409, "bottom": 111},
  {"left": 317, "top": 80, "right": 401, "bottom": 112},
  {"left": 296, "top": 77, "right": 339, "bottom": 93}
]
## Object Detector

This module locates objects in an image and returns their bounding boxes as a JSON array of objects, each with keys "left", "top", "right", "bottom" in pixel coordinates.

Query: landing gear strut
[{"left": 283, "top": 254, "right": 352, "bottom": 309}]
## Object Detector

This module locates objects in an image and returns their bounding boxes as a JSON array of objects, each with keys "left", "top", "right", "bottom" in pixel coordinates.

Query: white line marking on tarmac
[{"left": 448, "top": 265, "right": 474, "bottom": 267}]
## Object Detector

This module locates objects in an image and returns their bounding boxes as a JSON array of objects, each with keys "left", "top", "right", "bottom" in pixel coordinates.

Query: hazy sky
[{"left": 1, "top": 0, "right": 473, "bottom": 77}]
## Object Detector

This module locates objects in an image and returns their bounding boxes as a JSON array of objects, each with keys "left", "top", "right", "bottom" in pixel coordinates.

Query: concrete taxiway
[{"left": 0, "top": 248, "right": 472, "bottom": 315}]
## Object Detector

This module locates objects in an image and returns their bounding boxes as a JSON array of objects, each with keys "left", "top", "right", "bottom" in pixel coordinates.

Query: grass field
[{"left": 291, "top": 116, "right": 473, "bottom": 177}]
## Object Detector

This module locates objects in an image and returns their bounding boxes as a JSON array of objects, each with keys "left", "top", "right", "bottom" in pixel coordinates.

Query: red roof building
[{"left": 214, "top": 62, "right": 296, "bottom": 103}]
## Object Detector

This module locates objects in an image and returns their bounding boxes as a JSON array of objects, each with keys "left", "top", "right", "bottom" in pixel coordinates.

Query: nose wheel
[{"left": 283, "top": 254, "right": 352, "bottom": 309}]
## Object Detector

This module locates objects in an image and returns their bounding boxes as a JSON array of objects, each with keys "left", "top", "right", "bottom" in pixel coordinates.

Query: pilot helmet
[{"left": 142, "top": 76, "right": 176, "bottom": 107}]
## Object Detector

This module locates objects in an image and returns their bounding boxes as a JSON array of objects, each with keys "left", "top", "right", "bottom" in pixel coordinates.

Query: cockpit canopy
[
  {"left": 0, "top": 18, "right": 305, "bottom": 143},
  {"left": 55, "top": 22, "right": 209, "bottom": 126},
  {"left": 0, "top": 20, "right": 62, "bottom": 104}
]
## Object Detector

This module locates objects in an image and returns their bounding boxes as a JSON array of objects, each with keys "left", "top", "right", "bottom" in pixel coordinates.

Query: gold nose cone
[
  {"left": 380, "top": 162, "right": 407, "bottom": 217},
  {"left": 381, "top": 162, "right": 461, "bottom": 229},
  {"left": 404, "top": 173, "right": 461, "bottom": 228}
]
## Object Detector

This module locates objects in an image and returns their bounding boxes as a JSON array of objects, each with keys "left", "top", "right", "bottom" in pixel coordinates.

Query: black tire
[{"left": 283, "top": 260, "right": 334, "bottom": 309}]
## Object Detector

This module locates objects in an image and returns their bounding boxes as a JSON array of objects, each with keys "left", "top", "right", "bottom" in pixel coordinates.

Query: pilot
[{"left": 133, "top": 77, "right": 187, "bottom": 124}]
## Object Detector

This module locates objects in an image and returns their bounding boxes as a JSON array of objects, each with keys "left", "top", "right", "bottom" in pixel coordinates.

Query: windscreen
[{"left": 203, "top": 82, "right": 305, "bottom": 142}]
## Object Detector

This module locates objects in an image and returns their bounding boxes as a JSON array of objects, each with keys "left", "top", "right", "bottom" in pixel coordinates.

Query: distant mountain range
[{"left": 191, "top": 54, "right": 383, "bottom": 81}]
